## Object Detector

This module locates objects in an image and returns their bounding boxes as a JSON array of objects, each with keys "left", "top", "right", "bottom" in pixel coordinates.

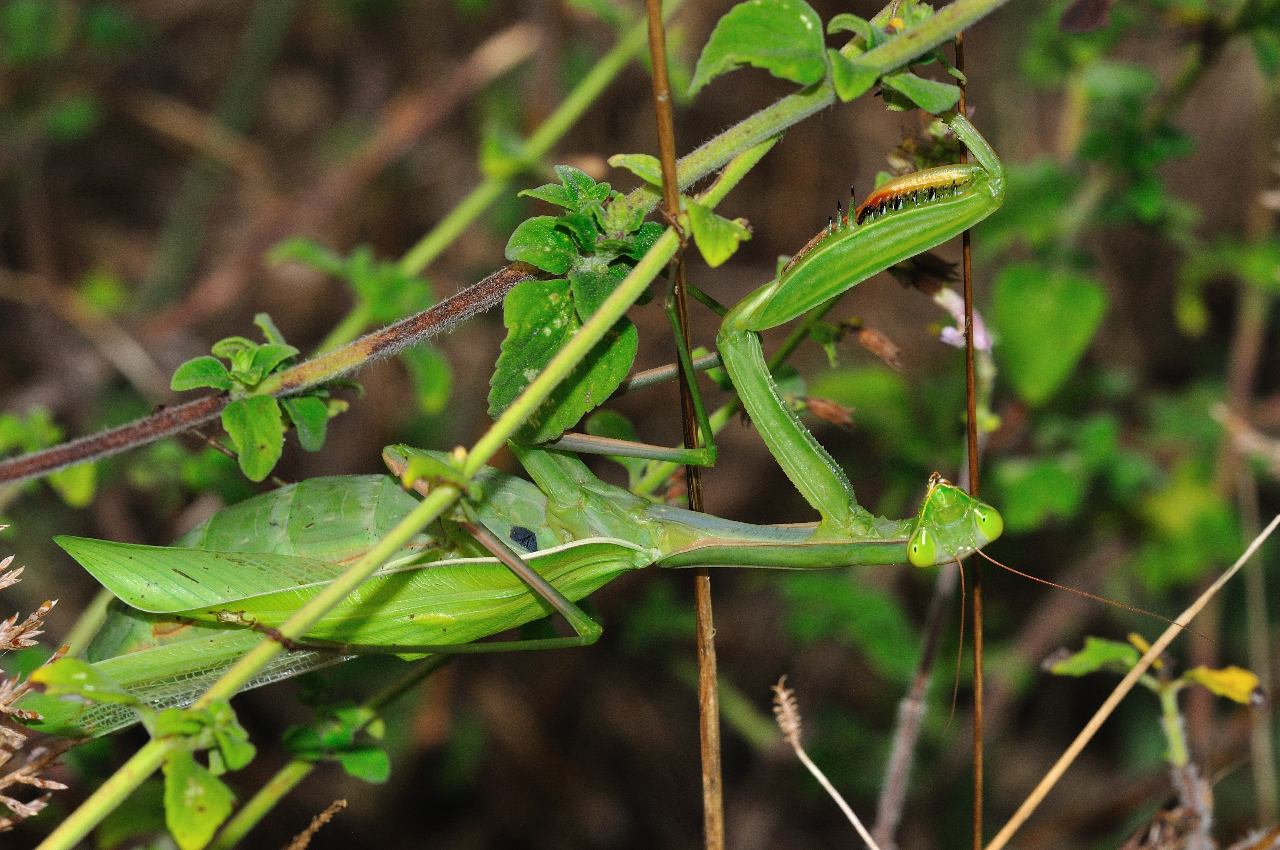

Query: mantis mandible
[{"left": 26, "top": 110, "right": 1006, "bottom": 736}]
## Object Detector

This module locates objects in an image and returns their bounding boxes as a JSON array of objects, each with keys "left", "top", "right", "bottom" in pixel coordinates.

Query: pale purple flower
[{"left": 933, "top": 287, "right": 992, "bottom": 351}]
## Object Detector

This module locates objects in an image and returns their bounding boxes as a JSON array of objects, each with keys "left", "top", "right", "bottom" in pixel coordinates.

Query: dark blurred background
[{"left": 2, "top": 0, "right": 1280, "bottom": 847}]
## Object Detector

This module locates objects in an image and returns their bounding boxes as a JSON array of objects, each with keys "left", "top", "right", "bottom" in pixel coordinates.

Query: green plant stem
[
  {"left": 211, "top": 657, "right": 449, "bottom": 850},
  {"left": 1158, "top": 684, "right": 1189, "bottom": 768},
  {"left": 311, "top": 303, "right": 372, "bottom": 357},
  {"left": 212, "top": 760, "right": 312, "bottom": 850},
  {"left": 36, "top": 738, "right": 171, "bottom": 850},
  {"left": 62, "top": 588, "right": 114, "bottom": 658},
  {"left": 401, "top": 3, "right": 663, "bottom": 278}
]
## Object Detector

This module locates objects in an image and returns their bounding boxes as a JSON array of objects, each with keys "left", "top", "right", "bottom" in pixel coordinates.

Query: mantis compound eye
[
  {"left": 907, "top": 526, "right": 938, "bottom": 568},
  {"left": 974, "top": 506, "right": 1003, "bottom": 545}
]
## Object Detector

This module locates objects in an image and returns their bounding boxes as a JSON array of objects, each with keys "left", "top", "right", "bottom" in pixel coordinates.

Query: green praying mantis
[{"left": 25, "top": 110, "right": 1006, "bottom": 737}]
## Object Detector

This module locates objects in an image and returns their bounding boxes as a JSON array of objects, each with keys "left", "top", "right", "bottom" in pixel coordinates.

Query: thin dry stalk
[
  {"left": 640, "top": 2, "right": 724, "bottom": 847},
  {"left": 985, "top": 514, "right": 1280, "bottom": 850},
  {"left": 282, "top": 799, "right": 347, "bottom": 850},
  {"left": 772, "top": 677, "right": 883, "bottom": 850}
]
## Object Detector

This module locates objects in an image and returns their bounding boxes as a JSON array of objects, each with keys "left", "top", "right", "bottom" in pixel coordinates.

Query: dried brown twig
[{"left": 282, "top": 799, "right": 347, "bottom": 850}]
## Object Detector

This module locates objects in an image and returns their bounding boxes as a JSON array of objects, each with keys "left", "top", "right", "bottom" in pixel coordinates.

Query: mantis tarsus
[{"left": 26, "top": 110, "right": 1006, "bottom": 737}]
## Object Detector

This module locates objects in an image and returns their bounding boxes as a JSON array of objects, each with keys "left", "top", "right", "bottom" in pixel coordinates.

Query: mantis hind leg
[{"left": 717, "top": 326, "right": 875, "bottom": 535}]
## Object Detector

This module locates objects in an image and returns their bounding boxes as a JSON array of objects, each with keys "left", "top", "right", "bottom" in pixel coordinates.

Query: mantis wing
[{"left": 33, "top": 472, "right": 653, "bottom": 737}]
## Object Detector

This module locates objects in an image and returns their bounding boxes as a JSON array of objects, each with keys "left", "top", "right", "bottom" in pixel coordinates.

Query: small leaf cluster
[
  {"left": 269, "top": 238, "right": 433, "bottom": 326},
  {"left": 32, "top": 658, "right": 255, "bottom": 850},
  {"left": 283, "top": 703, "right": 390, "bottom": 784},
  {"left": 490, "top": 165, "right": 661, "bottom": 442},
  {"left": 1048, "top": 634, "right": 1263, "bottom": 765},
  {"left": 689, "top": 0, "right": 962, "bottom": 112},
  {"left": 170, "top": 314, "right": 346, "bottom": 482}
]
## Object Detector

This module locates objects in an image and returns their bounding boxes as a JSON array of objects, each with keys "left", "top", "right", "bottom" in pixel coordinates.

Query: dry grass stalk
[
  {"left": 771, "top": 676, "right": 883, "bottom": 850},
  {"left": 282, "top": 799, "right": 348, "bottom": 850}
]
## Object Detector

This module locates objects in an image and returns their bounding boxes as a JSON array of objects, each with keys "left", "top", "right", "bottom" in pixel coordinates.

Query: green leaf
[
  {"left": 210, "top": 336, "right": 255, "bottom": 360},
  {"left": 990, "top": 456, "right": 1086, "bottom": 532},
  {"left": 505, "top": 216, "right": 577, "bottom": 274},
  {"left": 827, "top": 13, "right": 873, "bottom": 42},
  {"left": 163, "top": 750, "right": 235, "bottom": 850},
  {"left": 400, "top": 346, "right": 453, "bottom": 415},
  {"left": 623, "top": 221, "right": 665, "bottom": 261},
  {"left": 281, "top": 396, "right": 329, "bottom": 452},
  {"left": 519, "top": 183, "right": 576, "bottom": 209},
  {"left": 267, "top": 237, "right": 347, "bottom": 276},
  {"left": 97, "top": 779, "right": 166, "bottom": 850},
  {"left": 48, "top": 461, "right": 96, "bottom": 508},
  {"left": 992, "top": 263, "right": 1107, "bottom": 405},
  {"left": 221, "top": 396, "right": 285, "bottom": 482},
  {"left": 1047, "top": 636, "right": 1140, "bottom": 677},
  {"left": 686, "top": 200, "right": 751, "bottom": 268},
  {"left": 568, "top": 261, "right": 628, "bottom": 319},
  {"left": 781, "top": 573, "right": 918, "bottom": 682},
  {"left": 171, "top": 356, "right": 234, "bottom": 392},
  {"left": 554, "top": 164, "right": 612, "bottom": 206},
  {"left": 584, "top": 409, "right": 645, "bottom": 484},
  {"left": 1183, "top": 665, "right": 1263, "bottom": 705},
  {"left": 608, "top": 153, "right": 663, "bottom": 186},
  {"left": 31, "top": 657, "right": 140, "bottom": 705},
  {"left": 688, "top": 0, "right": 827, "bottom": 95},
  {"left": 828, "top": 51, "right": 879, "bottom": 101},
  {"left": 208, "top": 701, "right": 256, "bottom": 772},
  {"left": 556, "top": 210, "right": 601, "bottom": 251},
  {"left": 253, "top": 313, "right": 289, "bottom": 347},
  {"left": 247, "top": 343, "right": 298, "bottom": 382},
  {"left": 881, "top": 70, "right": 961, "bottom": 113},
  {"left": 337, "top": 745, "right": 391, "bottom": 783},
  {"left": 488, "top": 279, "right": 637, "bottom": 443},
  {"left": 1253, "top": 29, "right": 1280, "bottom": 77}
]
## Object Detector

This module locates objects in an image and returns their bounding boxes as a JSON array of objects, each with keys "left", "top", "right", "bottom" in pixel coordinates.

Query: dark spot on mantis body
[{"left": 510, "top": 526, "right": 538, "bottom": 552}]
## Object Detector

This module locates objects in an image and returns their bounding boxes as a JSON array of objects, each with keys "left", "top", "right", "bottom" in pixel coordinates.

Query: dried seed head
[
  {"left": 854, "top": 326, "right": 904, "bottom": 372},
  {"left": 805, "top": 398, "right": 855, "bottom": 430},
  {"left": 772, "top": 676, "right": 802, "bottom": 749}
]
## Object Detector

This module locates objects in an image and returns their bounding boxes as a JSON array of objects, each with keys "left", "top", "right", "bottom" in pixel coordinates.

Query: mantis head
[{"left": 906, "top": 472, "right": 1003, "bottom": 567}]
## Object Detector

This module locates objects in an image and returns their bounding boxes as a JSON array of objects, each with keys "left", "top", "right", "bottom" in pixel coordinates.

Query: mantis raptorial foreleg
[
  {"left": 718, "top": 111, "right": 1004, "bottom": 542},
  {"left": 536, "top": 112, "right": 1006, "bottom": 551}
]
